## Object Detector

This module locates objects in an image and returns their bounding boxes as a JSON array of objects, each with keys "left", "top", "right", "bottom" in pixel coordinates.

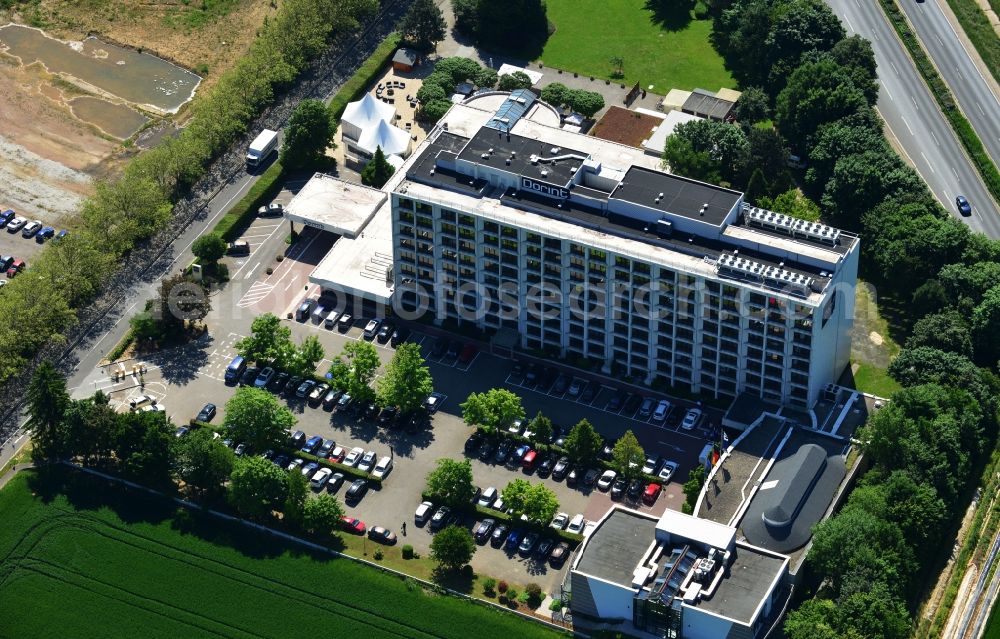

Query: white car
[
  {"left": 652, "top": 399, "right": 671, "bottom": 422},
  {"left": 658, "top": 461, "right": 678, "bottom": 483},
  {"left": 310, "top": 467, "right": 332, "bottom": 490},
  {"left": 363, "top": 319, "right": 380, "bottom": 339},
  {"left": 129, "top": 394, "right": 158, "bottom": 410},
  {"left": 597, "top": 469, "right": 617, "bottom": 491},
  {"left": 6, "top": 217, "right": 25, "bottom": 232},
  {"left": 477, "top": 486, "right": 498, "bottom": 508},
  {"left": 566, "top": 513, "right": 586, "bottom": 535},
  {"left": 681, "top": 408, "right": 702, "bottom": 430},
  {"left": 415, "top": 501, "right": 434, "bottom": 524},
  {"left": 641, "top": 456, "right": 659, "bottom": 475},
  {"left": 371, "top": 456, "right": 393, "bottom": 479},
  {"left": 551, "top": 512, "right": 569, "bottom": 530},
  {"left": 343, "top": 447, "right": 364, "bottom": 467},
  {"left": 139, "top": 403, "right": 165, "bottom": 413},
  {"left": 358, "top": 450, "right": 377, "bottom": 473},
  {"left": 507, "top": 419, "right": 524, "bottom": 435},
  {"left": 566, "top": 379, "right": 583, "bottom": 397}
]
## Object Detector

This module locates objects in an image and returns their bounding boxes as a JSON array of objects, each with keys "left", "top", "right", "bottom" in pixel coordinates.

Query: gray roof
[
  {"left": 761, "top": 444, "right": 827, "bottom": 527},
  {"left": 610, "top": 166, "right": 743, "bottom": 227},
  {"left": 392, "top": 48, "right": 418, "bottom": 65},
  {"left": 681, "top": 89, "right": 736, "bottom": 120},
  {"left": 575, "top": 509, "right": 658, "bottom": 587},
  {"left": 692, "top": 545, "right": 785, "bottom": 623},
  {"left": 457, "top": 128, "right": 589, "bottom": 187}
]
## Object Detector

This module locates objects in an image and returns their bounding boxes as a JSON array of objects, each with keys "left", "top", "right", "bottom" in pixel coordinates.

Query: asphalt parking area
[
  {"left": 0, "top": 216, "right": 57, "bottom": 276},
  {"left": 234, "top": 226, "right": 337, "bottom": 315}
]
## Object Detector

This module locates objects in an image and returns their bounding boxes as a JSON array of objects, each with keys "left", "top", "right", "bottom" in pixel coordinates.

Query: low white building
[{"left": 568, "top": 507, "right": 789, "bottom": 639}]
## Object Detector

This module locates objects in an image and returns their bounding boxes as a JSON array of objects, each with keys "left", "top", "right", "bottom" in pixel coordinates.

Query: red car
[
  {"left": 458, "top": 343, "right": 477, "bottom": 365},
  {"left": 341, "top": 516, "right": 366, "bottom": 534},
  {"left": 521, "top": 449, "right": 538, "bottom": 471},
  {"left": 643, "top": 482, "right": 662, "bottom": 505},
  {"left": 6, "top": 259, "right": 24, "bottom": 278},
  {"left": 328, "top": 445, "right": 346, "bottom": 463}
]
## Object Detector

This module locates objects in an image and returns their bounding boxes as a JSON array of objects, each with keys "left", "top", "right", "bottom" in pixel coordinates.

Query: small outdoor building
[{"left": 391, "top": 47, "right": 419, "bottom": 72}]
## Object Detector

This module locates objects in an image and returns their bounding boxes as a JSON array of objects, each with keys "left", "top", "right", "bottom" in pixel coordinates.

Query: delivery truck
[{"left": 246, "top": 129, "right": 278, "bottom": 169}]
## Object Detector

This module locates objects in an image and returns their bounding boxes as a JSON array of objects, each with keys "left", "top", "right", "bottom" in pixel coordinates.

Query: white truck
[{"left": 246, "top": 129, "right": 278, "bottom": 168}]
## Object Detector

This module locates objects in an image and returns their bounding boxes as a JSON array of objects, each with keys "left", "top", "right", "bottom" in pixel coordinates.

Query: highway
[
  {"left": 825, "top": 0, "right": 1000, "bottom": 238},
  {"left": 896, "top": 0, "right": 1000, "bottom": 173}
]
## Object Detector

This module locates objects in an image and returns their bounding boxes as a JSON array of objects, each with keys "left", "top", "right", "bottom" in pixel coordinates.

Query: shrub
[
  {"left": 212, "top": 160, "right": 284, "bottom": 240},
  {"left": 525, "top": 582, "right": 542, "bottom": 598},
  {"left": 549, "top": 598, "right": 562, "bottom": 611},
  {"left": 506, "top": 588, "right": 518, "bottom": 605},
  {"left": 373, "top": 548, "right": 384, "bottom": 560},
  {"left": 402, "top": 544, "right": 414, "bottom": 559},
  {"left": 694, "top": 1, "right": 709, "bottom": 19},
  {"left": 482, "top": 577, "right": 497, "bottom": 597},
  {"left": 497, "top": 580, "right": 508, "bottom": 593}
]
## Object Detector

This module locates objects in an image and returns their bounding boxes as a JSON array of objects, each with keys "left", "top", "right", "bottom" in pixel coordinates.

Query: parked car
[
  {"left": 376, "top": 322, "right": 393, "bottom": 343},
  {"left": 521, "top": 449, "right": 538, "bottom": 471},
  {"left": 317, "top": 438, "right": 336, "bottom": 459},
  {"left": 341, "top": 516, "right": 366, "bottom": 534},
  {"left": 295, "top": 379, "right": 316, "bottom": 398},
  {"left": 536, "top": 454, "right": 555, "bottom": 478},
  {"left": 328, "top": 446, "right": 346, "bottom": 464},
  {"left": 129, "top": 394, "right": 157, "bottom": 411},
  {"left": 478, "top": 439, "right": 496, "bottom": 462},
  {"left": 681, "top": 408, "right": 702, "bottom": 430},
  {"left": 324, "top": 311, "right": 341, "bottom": 329},
  {"left": 627, "top": 478, "right": 645, "bottom": 501},
  {"left": 257, "top": 202, "right": 284, "bottom": 217},
  {"left": 254, "top": 366, "right": 275, "bottom": 388},
  {"left": 368, "top": 526, "right": 397, "bottom": 545},
  {"left": 445, "top": 340, "right": 461, "bottom": 360},
  {"left": 580, "top": 383, "right": 597, "bottom": 403},
  {"left": 301, "top": 435, "right": 323, "bottom": 455},
  {"left": 566, "top": 467, "right": 580, "bottom": 487},
  {"left": 286, "top": 458, "right": 304, "bottom": 472},
  {"left": 227, "top": 240, "right": 250, "bottom": 256},
  {"left": 644, "top": 482, "right": 663, "bottom": 504},
  {"left": 378, "top": 406, "right": 398, "bottom": 425},
  {"left": 300, "top": 462, "right": 319, "bottom": 479},
  {"left": 550, "top": 541, "right": 570, "bottom": 566},
  {"left": 415, "top": 501, "right": 435, "bottom": 525},
  {"left": 289, "top": 430, "right": 306, "bottom": 448},
  {"left": 295, "top": 298, "right": 316, "bottom": 321},
  {"left": 474, "top": 518, "right": 496, "bottom": 543},
  {"left": 174, "top": 426, "right": 189, "bottom": 438},
  {"left": 652, "top": 399, "right": 671, "bottom": 423},
  {"left": 477, "top": 486, "right": 498, "bottom": 508},
  {"left": 273, "top": 454, "right": 289, "bottom": 469},
  {"left": 552, "top": 375, "right": 569, "bottom": 394},
  {"left": 0, "top": 210, "right": 13, "bottom": 227},
  {"left": 551, "top": 512, "right": 569, "bottom": 530},
  {"left": 505, "top": 529, "right": 524, "bottom": 551},
  {"left": 36, "top": 226, "right": 55, "bottom": 242},
  {"left": 424, "top": 392, "right": 444, "bottom": 414},
  {"left": 597, "top": 469, "right": 617, "bottom": 491},
  {"left": 322, "top": 388, "right": 343, "bottom": 410},
  {"left": 337, "top": 313, "right": 353, "bottom": 331},
  {"left": 390, "top": 327, "right": 411, "bottom": 347},
  {"left": 490, "top": 522, "right": 509, "bottom": 547},
  {"left": 457, "top": 343, "right": 477, "bottom": 365},
  {"left": 239, "top": 366, "right": 259, "bottom": 386},
  {"left": 268, "top": 371, "right": 290, "bottom": 393},
  {"left": 196, "top": 403, "right": 217, "bottom": 422},
  {"left": 336, "top": 392, "right": 353, "bottom": 411},
  {"left": 371, "top": 456, "right": 393, "bottom": 479},
  {"left": 606, "top": 391, "right": 624, "bottom": 412},
  {"left": 358, "top": 450, "right": 377, "bottom": 473},
  {"left": 638, "top": 397, "right": 656, "bottom": 419},
  {"left": 362, "top": 319, "right": 380, "bottom": 339},
  {"left": 642, "top": 456, "right": 660, "bottom": 475},
  {"left": 429, "top": 337, "right": 448, "bottom": 358},
  {"left": 326, "top": 472, "right": 345, "bottom": 493},
  {"left": 21, "top": 220, "right": 41, "bottom": 238},
  {"left": 6, "top": 217, "right": 25, "bottom": 233},
  {"left": 284, "top": 376, "right": 304, "bottom": 397},
  {"left": 346, "top": 478, "right": 368, "bottom": 503},
  {"left": 495, "top": 439, "right": 513, "bottom": 464},
  {"left": 566, "top": 514, "right": 586, "bottom": 535},
  {"left": 464, "top": 432, "right": 483, "bottom": 454},
  {"left": 657, "top": 461, "right": 678, "bottom": 483},
  {"left": 536, "top": 538, "right": 554, "bottom": 558},
  {"left": 310, "top": 468, "right": 332, "bottom": 490},
  {"left": 343, "top": 447, "right": 364, "bottom": 467},
  {"left": 611, "top": 478, "right": 627, "bottom": 500},
  {"left": 507, "top": 418, "right": 525, "bottom": 436},
  {"left": 430, "top": 505, "right": 455, "bottom": 531},
  {"left": 552, "top": 457, "right": 571, "bottom": 481},
  {"left": 583, "top": 468, "right": 600, "bottom": 487},
  {"left": 518, "top": 532, "right": 539, "bottom": 556},
  {"left": 512, "top": 444, "right": 531, "bottom": 465},
  {"left": 308, "top": 382, "right": 329, "bottom": 405}
]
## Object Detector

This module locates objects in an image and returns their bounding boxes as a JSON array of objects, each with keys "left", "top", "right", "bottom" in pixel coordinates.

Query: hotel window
[
  {"left": 397, "top": 198, "right": 414, "bottom": 211},
  {"left": 439, "top": 208, "right": 457, "bottom": 222},
  {"left": 415, "top": 201, "right": 432, "bottom": 214}
]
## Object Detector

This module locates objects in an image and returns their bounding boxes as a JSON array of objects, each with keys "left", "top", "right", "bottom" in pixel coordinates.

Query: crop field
[
  {"left": 0, "top": 469, "right": 566, "bottom": 639},
  {"left": 539, "top": 0, "right": 733, "bottom": 93}
]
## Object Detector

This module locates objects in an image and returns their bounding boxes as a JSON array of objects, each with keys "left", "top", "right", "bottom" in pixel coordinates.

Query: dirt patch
[{"left": 589, "top": 105, "right": 662, "bottom": 148}]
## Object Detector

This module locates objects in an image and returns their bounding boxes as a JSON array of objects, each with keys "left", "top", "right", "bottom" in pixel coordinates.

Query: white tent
[
  {"left": 356, "top": 119, "right": 411, "bottom": 157},
  {"left": 341, "top": 93, "right": 395, "bottom": 142}
]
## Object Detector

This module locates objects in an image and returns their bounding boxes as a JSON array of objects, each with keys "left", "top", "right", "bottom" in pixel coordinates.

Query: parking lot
[{"left": 0, "top": 210, "right": 63, "bottom": 279}]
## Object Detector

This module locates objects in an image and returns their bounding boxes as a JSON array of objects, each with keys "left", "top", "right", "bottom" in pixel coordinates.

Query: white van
[
  {"left": 129, "top": 394, "right": 157, "bottom": 411},
  {"left": 371, "top": 456, "right": 393, "bottom": 479},
  {"left": 566, "top": 513, "right": 586, "bottom": 535}
]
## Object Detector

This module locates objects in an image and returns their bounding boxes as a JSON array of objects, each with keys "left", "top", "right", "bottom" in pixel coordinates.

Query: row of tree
[{"left": 0, "top": 0, "right": 377, "bottom": 384}]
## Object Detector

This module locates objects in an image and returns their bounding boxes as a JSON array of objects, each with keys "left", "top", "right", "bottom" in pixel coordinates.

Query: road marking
[
  {"left": 951, "top": 166, "right": 960, "bottom": 179},
  {"left": 920, "top": 152, "right": 935, "bottom": 173},
  {"left": 244, "top": 262, "right": 260, "bottom": 279},
  {"left": 844, "top": 15, "right": 854, "bottom": 33},
  {"left": 237, "top": 281, "right": 275, "bottom": 308},
  {"left": 882, "top": 82, "right": 894, "bottom": 102},
  {"left": 935, "top": 34, "right": 945, "bottom": 48},
  {"left": 901, "top": 116, "right": 915, "bottom": 136},
  {"left": 890, "top": 61, "right": 900, "bottom": 77},
  {"left": 930, "top": 130, "right": 940, "bottom": 147},
  {"left": 911, "top": 95, "right": 918, "bottom": 109},
  {"left": 977, "top": 102, "right": 986, "bottom": 116}
]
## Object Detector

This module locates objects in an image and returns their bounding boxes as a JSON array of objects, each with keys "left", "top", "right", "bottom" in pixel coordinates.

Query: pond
[
  {"left": 69, "top": 96, "right": 149, "bottom": 139},
  {"left": 0, "top": 24, "right": 200, "bottom": 113}
]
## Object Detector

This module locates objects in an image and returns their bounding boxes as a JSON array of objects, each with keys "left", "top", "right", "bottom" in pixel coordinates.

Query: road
[
  {"left": 896, "top": 0, "right": 1000, "bottom": 174},
  {"left": 0, "top": 0, "right": 411, "bottom": 456},
  {"left": 825, "top": 0, "right": 1000, "bottom": 238}
]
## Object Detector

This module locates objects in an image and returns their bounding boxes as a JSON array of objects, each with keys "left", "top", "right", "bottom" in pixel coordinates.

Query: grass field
[
  {"left": 538, "top": 0, "right": 733, "bottom": 93},
  {"left": 984, "top": 596, "right": 1000, "bottom": 639},
  {"left": 0, "top": 469, "right": 566, "bottom": 639}
]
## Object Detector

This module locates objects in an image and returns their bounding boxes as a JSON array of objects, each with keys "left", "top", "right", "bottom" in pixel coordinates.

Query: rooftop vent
[
  {"left": 529, "top": 154, "right": 539, "bottom": 165},
  {"left": 505, "top": 159, "right": 511, "bottom": 166},
  {"left": 540, "top": 169, "right": 549, "bottom": 177},
  {"left": 550, "top": 146, "right": 561, "bottom": 154}
]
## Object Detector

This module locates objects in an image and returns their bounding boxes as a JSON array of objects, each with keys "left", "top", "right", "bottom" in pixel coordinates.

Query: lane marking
[
  {"left": 901, "top": 116, "right": 915, "bottom": 136},
  {"left": 920, "top": 152, "right": 935, "bottom": 173}
]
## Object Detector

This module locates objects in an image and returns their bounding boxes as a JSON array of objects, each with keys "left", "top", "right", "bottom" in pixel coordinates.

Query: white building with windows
[{"left": 389, "top": 95, "right": 857, "bottom": 408}]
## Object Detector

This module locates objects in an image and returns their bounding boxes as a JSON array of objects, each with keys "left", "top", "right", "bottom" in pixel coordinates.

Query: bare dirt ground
[{"left": 0, "top": 0, "right": 275, "bottom": 224}]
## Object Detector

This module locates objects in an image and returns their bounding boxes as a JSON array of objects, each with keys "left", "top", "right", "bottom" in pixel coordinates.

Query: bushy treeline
[
  {"left": 699, "top": 1, "right": 1000, "bottom": 636},
  {"left": 0, "top": 0, "right": 378, "bottom": 383}
]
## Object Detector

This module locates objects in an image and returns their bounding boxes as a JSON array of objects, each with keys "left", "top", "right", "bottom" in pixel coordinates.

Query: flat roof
[
  {"left": 574, "top": 508, "right": 659, "bottom": 587},
  {"left": 656, "top": 509, "right": 736, "bottom": 551},
  {"left": 457, "top": 128, "right": 589, "bottom": 187},
  {"left": 284, "top": 174, "right": 386, "bottom": 238},
  {"left": 610, "top": 166, "right": 742, "bottom": 226},
  {"left": 307, "top": 200, "right": 393, "bottom": 303},
  {"left": 682, "top": 89, "right": 736, "bottom": 120},
  {"left": 692, "top": 544, "right": 786, "bottom": 623},
  {"left": 642, "top": 110, "right": 701, "bottom": 155},
  {"left": 590, "top": 106, "right": 663, "bottom": 148}
]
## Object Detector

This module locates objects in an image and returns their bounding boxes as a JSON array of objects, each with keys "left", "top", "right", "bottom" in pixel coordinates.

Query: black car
[
  {"left": 611, "top": 478, "right": 627, "bottom": 500},
  {"left": 495, "top": 439, "right": 513, "bottom": 464},
  {"left": 478, "top": 439, "right": 496, "bottom": 462},
  {"left": 284, "top": 376, "right": 304, "bottom": 397},
  {"left": 623, "top": 393, "right": 642, "bottom": 415},
  {"left": 538, "top": 367, "right": 558, "bottom": 391},
  {"left": 405, "top": 411, "right": 428, "bottom": 434},
  {"left": 445, "top": 340, "right": 461, "bottom": 360},
  {"left": 580, "top": 383, "right": 597, "bottom": 404},
  {"left": 317, "top": 438, "right": 336, "bottom": 458},
  {"left": 196, "top": 403, "right": 216, "bottom": 422},
  {"left": 430, "top": 505, "right": 456, "bottom": 531},
  {"left": 239, "top": 366, "right": 259, "bottom": 386},
  {"left": 430, "top": 337, "right": 448, "bottom": 358},
  {"left": 273, "top": 454, "right": 289, "bottom": 468},
  {"left": 376, "top": 322, "right": 394, "bottom": 343},
  {"left": 552, "top": 457, "right": 571, "bottom": 481},
  {"left": 509, "top": 362, "right": 525, "bottom": 383},
  {"left": 363, "top": 402, "right": 380, "bottom": 420},
  {"left": 524, "top": 363, "right": 538, "bottom": 385},
  {"left": 490, "top": 522, "right": 509, "bottom": 547},
  {"left": 289, "top": 430, "right": 306, "bottom": 448},
  {"left": 474, "top": 518, "right": 496, "bottom": 543},
  {"left": 378, "top": 406, "right": 398, "bottom": 425},
  {"left": 346, "top": 478, "right": 368, "bottom": 503},
  {"left": 464, "top": 432, "right": 483, "bottom": 454},
  {"left": 268, "top": 371, "right": 290, "bottom": 393},
  {"left": 627, "top": 478, "right": 645, "bottom": 501},
  {"left": 552, "top": 375, "right": 570, "bottom": 394},
  {"left": 326, "top": 472, "right": 345, "bottom": 493},
  {"left": 537, "top": 454, "right": 556, "bottom": 478},
  {"left": 566, "top": 467, "right": 579, "bottom": 487},
  {"left": 390, "top": 327, "right": 411, "bottom": 347},
  {"left": 599, "top": 442, "right": 614, "bottom": 461},
  {"left": 606, "top": 391, "right": 624, "bottom": 412},
  {"left": 322, "top": 388, "right": 343, "bottom": 410},
  {"left": 536, "top": 537, "right": 554, "bottom": 558},
  {"left": 549, "top": 424, "right": 565, "bottom": 447}
]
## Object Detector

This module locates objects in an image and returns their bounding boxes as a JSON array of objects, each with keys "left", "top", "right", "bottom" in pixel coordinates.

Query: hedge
[
  {"left": 105, "top": 327, "right": 136, "bottom": 363},
  {"left": 328, "top": 32, "right": 401, "bottom": 119},
  {"left": 942, "top": 0, "right": 1000, "bottom": 88},
  {"left": 878, "top": 0, "right": 1000, "bottom": 204},
  {"left": 213, "top": 160, "right": 285, "bottom": 241}
]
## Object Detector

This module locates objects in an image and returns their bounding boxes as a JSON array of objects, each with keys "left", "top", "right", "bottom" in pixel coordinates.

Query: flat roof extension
[
  {"left": 575, "top": 508, "right": 658, "bottom": 587},
  {"left": 284, "top": 174, "right": 386, "bottom": 238},
  {"left": 610, "top": 166, "right": 742, "bottom": 226},
  {"left": 457, "top": 128, "right": 589, "bottom": 187},
  {"left": 692, "top": 544, "right": 786, "bottom": 623}
]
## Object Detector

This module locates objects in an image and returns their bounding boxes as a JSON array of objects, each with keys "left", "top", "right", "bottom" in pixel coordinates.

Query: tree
[
  {"left": 284, "top": 468, "right": 309, "bottom": 529},
  {"left": 564, "top": 418, "right": 602, "bottom": 464},
  {"left": 972, "top": 284, "right": 1000, "bottom": 365},
  {"left": 837, "top": 581, "right": 910, "bottom": 639},
  {"left": 400, "top": 0, "right": 447, "bottom": 51},
  {"left": 733, "top": 86, "right": 770, "bottom": 123},
  {"left": 663, "top": 119, "right": 749, "bottom": 185},
  {"left": 26, "top": 361, "right": 70, "bottom": 460},
  {"left": 831, "top": 35, "right": 879, "bottom": 104},
  {"left": 224, "top": 387, "right": 297, "bottom": 453},
  {"left": 430, "top": 524, "right": 476, "bottom": 571},
  {"left": 528, "top": 411, "right": 552, "bottom": 446},
  {"left": 281, "top": 99, "right": 337, "bottom": 169},
  {"left": 763, "top": 0, "right": 845, "bottom": 93},
  {"left": 907, "top": 309, "right": 973, "bottom": 357},
  {"left": 567, "top": 89, "right": 605, "bottom": 119},
  {"left": 434, "top": 57, "right": 482, "bottom": 84},
  {"left": 115, "top": 411, "right": 176, "bottom": 487},
  {"left": 765, "top": 189, "right": 821, "bottom": 221},
  {"left": 503, "top": 479, "right": 560, "bottom": 523},
  {"left": 825, "top": 151, "right": 927, "bottom": 229},
  {"left": 775, "top": 58, "right": 868, "bottom": 147},
  {"left": 664, "top": 135, "right": 720, "bottom": 184},
  {"left": 805, "top": 109, "right": 885, "bottom": 195},
  {"left": 682, "top": 465, "right": 705, "bottom": 514},
  {"left": 288, "top": 334, "right": 325, "bottom": 377},
  {"left": 416, "top": 81, "right": 448, "bottom": 104},
  {"left": 303, "top": 493, "right": 344, "bottom": 536},
  {"left": 452, "top": 0, "right": 478, "bottom": 36},
  {"left": 63, "top": 392, "right": 118, "bottom": 465},
  {"left": 473, "top": 0, "right": 548, "bottom": 50},
  {"left": 784, "top": 598, "right": 842, "bottom": 639},
  {"left": 540, "top": 82, "right": 570, "bottom": 107},
  {"left": 808, "top": 506, "right": 915, "bottom": 592},
  {"left": 81, "top": 174, "right": 172, "bottom": 256},
  {"left": 360, "top": 146, "right": 395, "bottom": 188},
  {"left": 744, "top": 168, "right": 769, "bottom": 202},
  {"left": 236, "top": 313, "right": 295, "bottom": 367},
  {"left": 377, "top": 342, "right": 433, "bottom": 413},
  {"left": 612, "top": 430, "right": 645, "bottom": 480},
  {"left": 175, "top": 427, "right": 234, "bottom": 495},
  {"left": 419, "top": 99, "right": 452, "bottom": 123},
  {"left": 609, "top": 55, "right": 624, "bottom": 78},
  {"left": 229, "top": 455, "right": 288, "bottom": 520},
  {"left": 426, "top": 458, "right": 475, "bottom": 506},
  {"left": 191, "top": 232, "right": 227, "bottom": 264},
  {"left": 460, "top": 388, "right": 525, "bottom": 434},
  {"left": 330, "top": 340, "right": 381, "bottom": 402},
  {"left": 911, "top": 279, "right": 949, "bottom": 318},
  {"left": 473, "top": 67, "right": 497, "bottom": 89},
  {"left": 498, "top": 71, "right": 533, "bottom": 92},
  {"left": 151, "top": 275, "right": 210, "bottom": 341}
]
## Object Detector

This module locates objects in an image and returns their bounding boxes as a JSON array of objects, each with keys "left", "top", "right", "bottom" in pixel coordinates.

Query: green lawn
[
  {"left": 984, "top": 598, "right": 1000, "bottom": 639},
  {"left": 538, "top": 0, "right": 733, "bottom": 93},
  {"left": 0, "top": 469, "right": 565, "bottom": 639},
  {"left": 852, "top": 361, "right": 902, "bottom": 398}
]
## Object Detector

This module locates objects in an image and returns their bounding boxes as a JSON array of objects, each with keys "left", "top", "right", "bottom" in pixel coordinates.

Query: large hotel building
[{"left": 297, "top": 89, "right": 858, "bottom": 410}]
